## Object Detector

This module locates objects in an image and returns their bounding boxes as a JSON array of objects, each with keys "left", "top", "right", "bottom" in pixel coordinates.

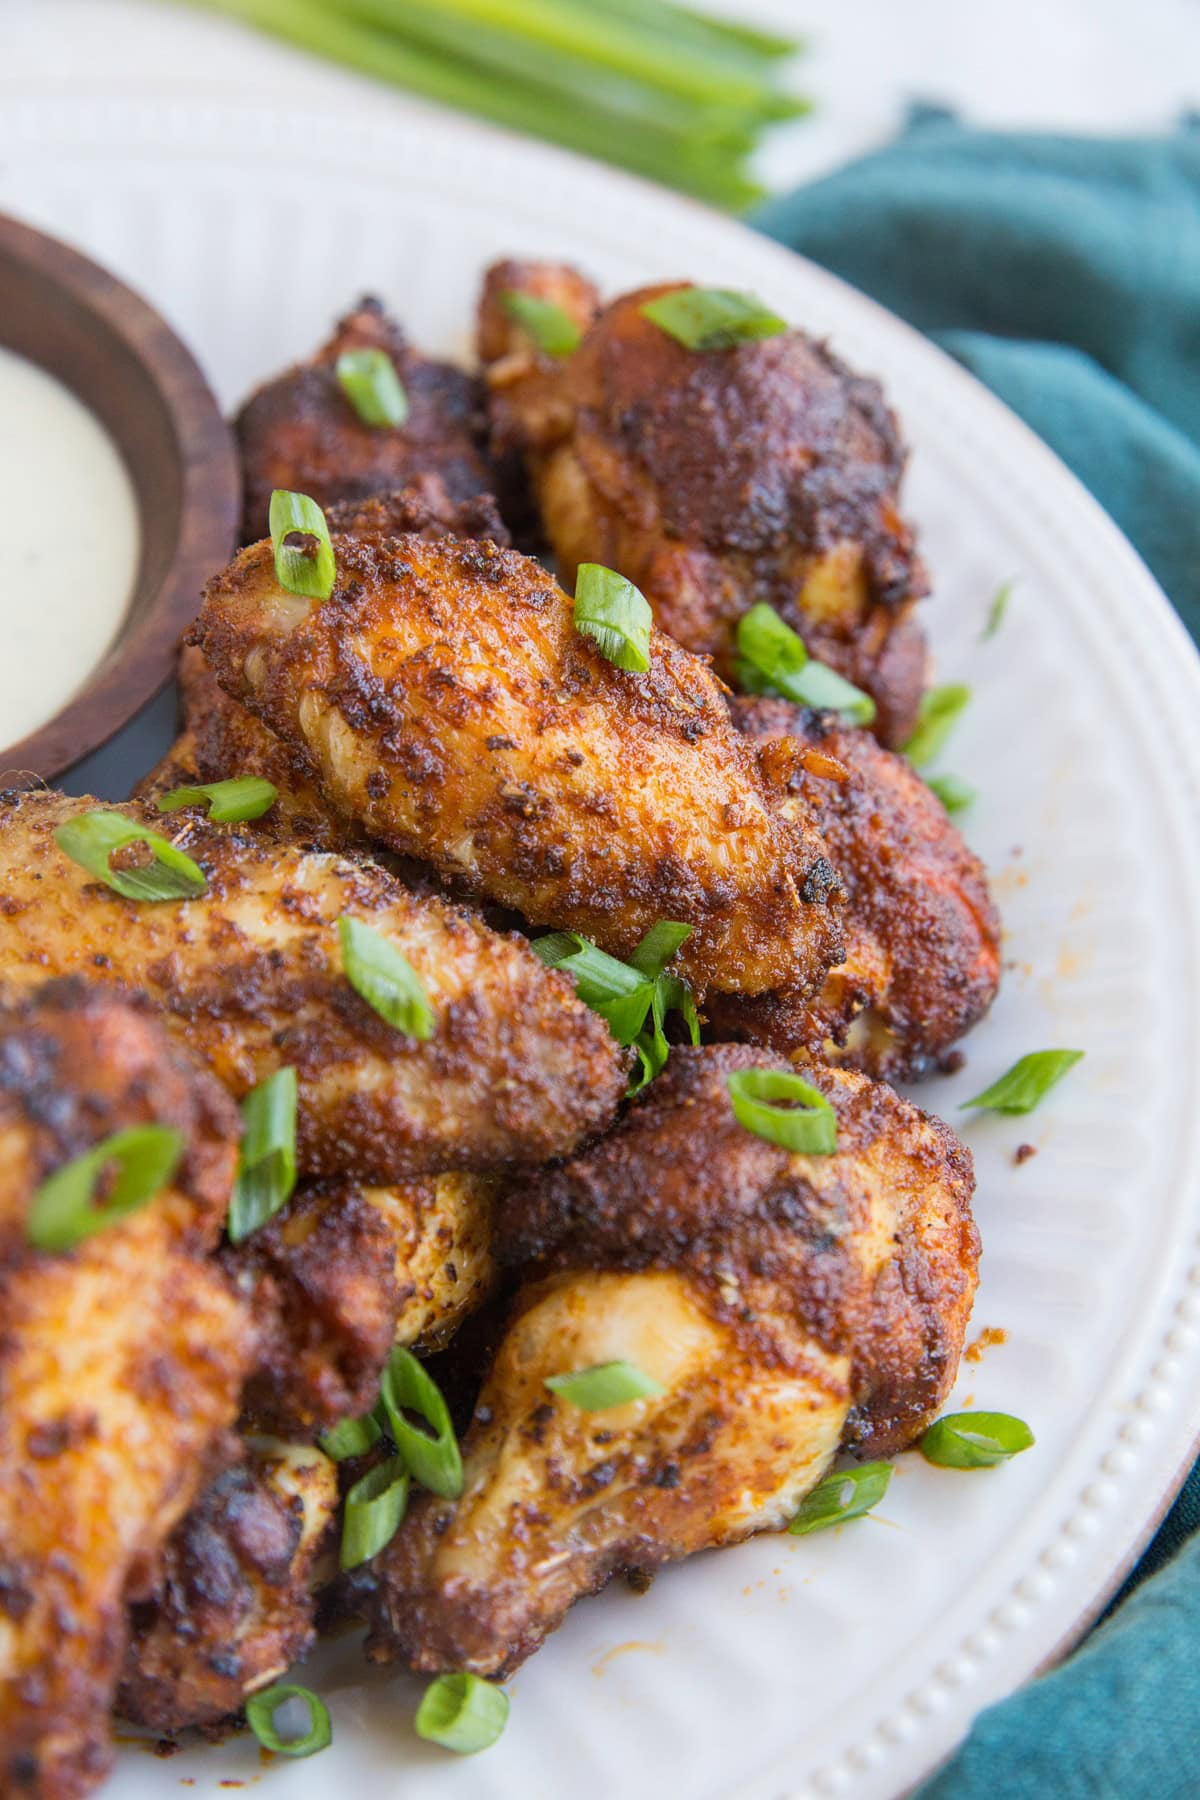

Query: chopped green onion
[
  {"left": 338, "top": 915, "right": 434, "bottom": 1039},
  {"left": 961, "top": 1050, "right": 1084, "bottom": 1116},
  {"left": 378, "top": 1347, "right": 462, "bottom": 1499},
  {"left": 54, "top": 810, "right": 207, "bottom": 902},
  {"left": 629, "top": 920, "right": 693, "bottom": 978},
  {"left": 500, "top": 289, "right": 582, "bottom": 356},
  {"left": 415, "top": 1673, "right": 509, "bottom": 1754},
  {"left": 155, "top": 776, "right": 278, "bottom": 824},
  {"left": 318, "top": 1412, "right": 383, "bottom": 1460},
  {"left": 926, "top": 772, "right": 976, "bottom": 815},
  {"left": 227, "top": 1067, "right": 298, "bottom": 1245},
  {"left": 640, "top": 286, "right": 786, "bottom": 350},
  {"left": 269, "top": 489, "right": 336, "bottom": 601},
  {"left": 26, "top": 1125, "right": 183, "bottom": 1254},
  {"left": 788, "top": 1461, "right": 893, "bottom": 1534},
  {"left": 919, "top": 1410, "right": 1035, "bottom": 1469},
  {"left": 727, "top": 1067, "right": 838, "bottom": 1154},
  {"left": 244, "top": 1683, "right": 332, "bottom": 1758},
  {"left": 734, "top": 604, "right": 876, "bottom": 725},
  {"left": 340, "top": 1455, "right": 410, "bottom": 1569},
  {"left": 532, "top": 926, "right": 698, "bottom": 1093},
  {"left": 982, "top": 578, "right": 1015, "bottom": 641},
  {"left": 902, "top": 683, "right": 971, "bottom": 768},
  {"left": 545, "top": 1359, "right": 665, "bottom": 1410},
  {"left": 336, "top": 347, "right": 409, "bottom": 427},
  {"left": 532, "top": 931, "right": 656, "bottom": 1045},
  {"left": 574, "top": 563, "right": 653, "bottom": 673}
]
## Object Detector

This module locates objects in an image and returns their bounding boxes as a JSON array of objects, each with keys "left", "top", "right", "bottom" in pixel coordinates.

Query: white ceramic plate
[{"left": 3, "top": 92, "right": 1200, "bottom": 1800}]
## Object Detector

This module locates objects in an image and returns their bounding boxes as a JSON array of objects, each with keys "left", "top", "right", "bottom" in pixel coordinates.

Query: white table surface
[{"left": 3, "top": 0, "right": 1199, "bottom": 193}]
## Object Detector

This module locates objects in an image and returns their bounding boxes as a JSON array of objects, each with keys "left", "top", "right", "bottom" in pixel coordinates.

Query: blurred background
[{"left": 3, "top": 0, "right": 1198, "bottom": 204}]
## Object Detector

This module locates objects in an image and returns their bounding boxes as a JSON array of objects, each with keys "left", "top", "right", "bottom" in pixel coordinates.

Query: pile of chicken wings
[{"left": 0, "top": 266, "right": 999, "bottom": 1796}]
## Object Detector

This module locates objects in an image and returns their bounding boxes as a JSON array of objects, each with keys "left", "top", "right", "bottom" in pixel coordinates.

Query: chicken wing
[
  {"left": 0, "top": 790, "right": 626, "bottom": 1180},
  {"left": 367, "top": 1044, "right": 977, "bottom": 1678},
  {"left": 192, "top": 528, "right": 843, "bottom": 1000},
  {"left": 0, "top": 979, "right": 252, "bottom": 1798},
  {"left": 134, "top": 480, "right": 513, "bottom": 860},
  {"left": 118, "top": 1437, "right": 337, "bottom": 1735},
  {"left": 708, "top": 697, "right": 1002, "bottom": 1079},
  {"left": 224, "top": 1170, "right": 499, "bottom": 1438},
  {"left": 235, "top": 298, "right": 498, "bottom": 542},
  {"left": 479, "top": 264, "right": 929, "bottom": 746}
]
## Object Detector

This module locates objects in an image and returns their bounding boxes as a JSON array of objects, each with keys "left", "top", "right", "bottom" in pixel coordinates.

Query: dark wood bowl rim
[{"left": 0, "top": 212, "right": 238, "bottom": 781}]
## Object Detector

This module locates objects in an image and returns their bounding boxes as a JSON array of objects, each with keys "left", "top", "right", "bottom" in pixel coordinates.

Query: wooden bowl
[{"left": 0, "top": 213, "right": 238, "bottom": 780}]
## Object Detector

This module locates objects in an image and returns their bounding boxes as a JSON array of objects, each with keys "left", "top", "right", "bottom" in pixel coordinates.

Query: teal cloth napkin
[{"left": 755, "top": 114, "right": 1200, "bottom": 1797}]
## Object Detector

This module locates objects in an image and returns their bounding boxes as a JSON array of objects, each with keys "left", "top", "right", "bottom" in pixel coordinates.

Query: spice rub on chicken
[
  {"left": 191, "top": 528, "right": 844, "bottom": 1001},
  {"left": 479, "top": 264, "right": 930, "bottom": 746},
  {"left": 366, "top": 1045, "right": 978, "bottom": 1680},
  {"left": 235, "top": 298, "right": 499, "bottom": 543},
  {"left": 709, "top": 697, "right": 1002, "bottom": 1079},
  {"left": 0, "top": 980, "right": 252, "bottom": 1799},
  {"left": 0, "top": 790, "right": 626, "bottom": 1181}
]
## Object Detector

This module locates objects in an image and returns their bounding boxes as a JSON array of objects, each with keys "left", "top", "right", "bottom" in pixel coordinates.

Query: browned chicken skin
[
  {"left": 224, "top": 1172, "right": 500, "bottom": 1438},
  {"left": 479, "top": 264, "right": 930, "bottom": 746},
  {"left": 710, "top": 697, "right": 1002, "bottom": 1079},
  {"left": 0, "top": 980, "right": 252, "bottom": 1798},
  {"left": 192, "top": 528, "right": 843, "bottom": 1000},
  {"left": 236, "top": 299, "right": 498, "bottom": 542},
  {"left": 0, "top": 790, "right": 626, "bottom": 1180},
  {"left": 367, "top": 1045, "right": 977, "bottom": 1680},
  {"left": 118, "top": 1437, "right": 338, "bottom": 1735}
]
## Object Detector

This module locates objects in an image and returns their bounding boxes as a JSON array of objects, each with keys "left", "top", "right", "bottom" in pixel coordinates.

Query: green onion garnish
[
  {"left": 336, "top": 347, "right": 409, "bottom": 428},
  {"left": 532, "top": 931, "right": 656, "bottom": 1045},
  {"left": 982, "top": 578, "right": 1015, "bottom": 641},
  {"left": 340, "top": 1455, "right": 410, "bottom": 1570},
  {"left": 338, "top": 915, "right": 435, "bottom": 1039},
  {"left": 734, "top": 603, "right": 876, "bottom": 725},
  {"left": 415, "top": 1673, "right": 509, "bottom": 1755},
  {"left": 377, "top": 1347, "right": 463, "bottom": 1499},
  {"left": 961, "top": 1049, "right": 1084, "bottom": 1116},
  {"left": 155, "top": 776, "right": 278, "bottom": 824},
  {"left": 640, "top": 287, "right": 786, "bottom": 350},
  {"left": 26, "top": 1125, "right": 183, "bottom": 1254},
  {"left": 902, "top": 683, "right": 971, "bottom": 768},
  {"left": 227, "top": 1067, "right": 298, "bottom": 1245},
  {"left": 919, "top": 1410, "right": 1035, "bottom": 1469},
  {"left": 788, "top": 1461, "right": 893, "bottom": 1534},
  {"left": 500, "top": 290, "right": 582, "bottom": 356},
  {"left": 244, "top": 1683, "right": 332, "bottom": 1758},
  {"left": 54, "top": 810, "right": 207, "bottom": 902},
  {"left": 318, "top": 1412, "right": 383, "bottom": 1461},
  {"left": 573, "top": 563, "right": 653, "bottom": 673},
  {"left": 926, "top": 772, "right": 976, "bottom": 815},
  {"left": 628, "top": 919, "right": 693, "bottom": 978},
  {"left": 545, "top": 1360, "right": 665, "bottom": 1410},
  {"left": 726, "top": 1067, "right": 838, "bottom": 1154},
  {"left": 268, "top": 489, "right": 336, "bottom": 601},
  {"left": 531, "top": 925, "right": 698, "bottom": 1093}
]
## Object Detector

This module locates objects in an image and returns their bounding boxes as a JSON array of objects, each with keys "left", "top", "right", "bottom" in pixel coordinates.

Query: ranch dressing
[{"left": 0, "top": 345, "right": 140, "bottom": 749}]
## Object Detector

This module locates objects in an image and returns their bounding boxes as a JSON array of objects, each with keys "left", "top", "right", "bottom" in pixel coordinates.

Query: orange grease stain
[
  {"left": 592, "top": 1639, "right": 666, "bottom": 1676},
  {"left": 965, "top": 1326, "right": 1007, "bottom": 1365}
]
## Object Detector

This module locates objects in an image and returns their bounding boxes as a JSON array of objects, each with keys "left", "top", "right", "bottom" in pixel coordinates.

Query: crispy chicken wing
[
  {"left": 479, "top": 265, "right": 929, "bottom": 746},
  {"left": 367, "top": 1044, "right": 977, "bottom": 1678},
  {"left": 192, "top": 529, "right": 843, "bottom": 999},
  {"left": 224, "top": 1172, "right": 499, "bottom": 1437},
  {"left": 0, "top": 980, "right": 251, "bottom": 1798},
  {"left": 0, "top": 790, "right": 626, "bottom": 1180},
  {"left": 708, "top": 698, "right": 1002, "bottom": 1079},
  {"left": 235, "top": 298, "right": 497, "bottom": 542},
  {"left": 118, "top": 1437, "right": 337, "bottom": 1735},
  {"left": 135, "top": 480, "right": 513, "bottom": 859}
]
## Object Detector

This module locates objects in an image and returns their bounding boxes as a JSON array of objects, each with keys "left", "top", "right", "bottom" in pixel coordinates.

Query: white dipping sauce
[{"left": 0, "top": 345, "right": 140, "bottom": 747}]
